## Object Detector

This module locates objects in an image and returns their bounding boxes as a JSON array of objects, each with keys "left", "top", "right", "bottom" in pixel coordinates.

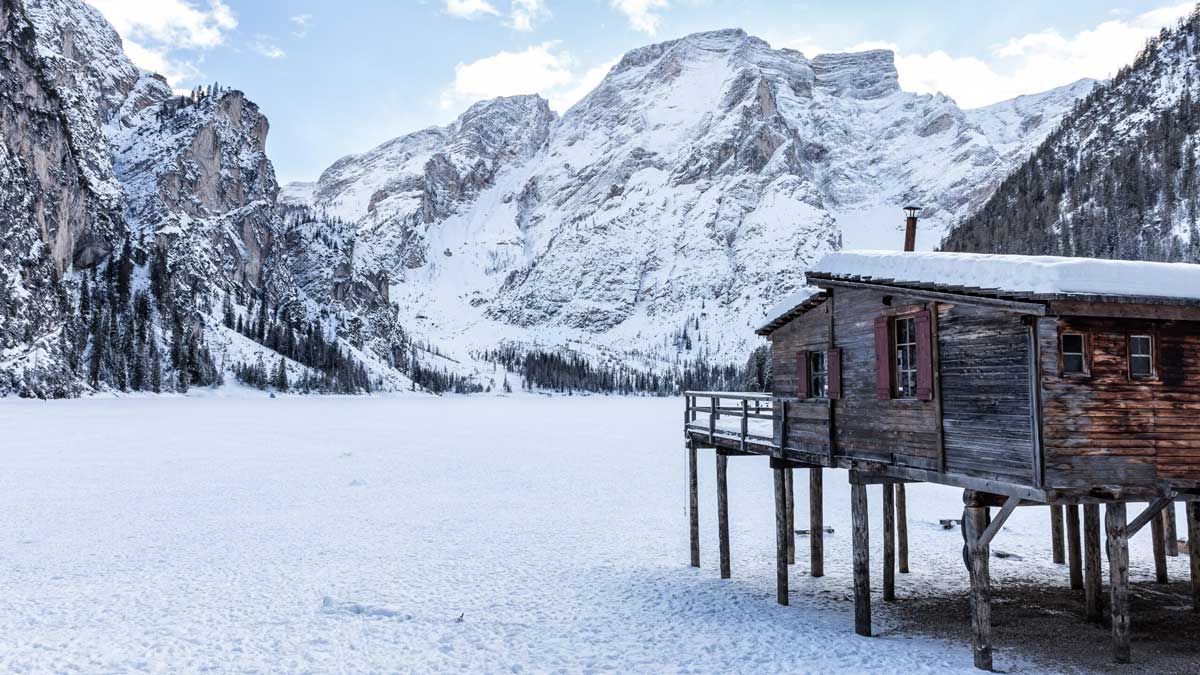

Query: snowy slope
[{"left": 293, "top": 30, "right": 1092, "bottom": 369}]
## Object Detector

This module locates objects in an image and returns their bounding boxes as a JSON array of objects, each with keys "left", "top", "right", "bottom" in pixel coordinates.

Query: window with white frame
[
  {"left": 1129, "top": 335, "right": 1154, "bottom": 378},
  {"left": 1061, "top": 333, "right": 1087, "bottom": 375},
  {"left": 894, "top": 316, "right": 917, "bottom": 398},
  {"left": 808, "top": 351, "right": 828, "bottom": 399}
]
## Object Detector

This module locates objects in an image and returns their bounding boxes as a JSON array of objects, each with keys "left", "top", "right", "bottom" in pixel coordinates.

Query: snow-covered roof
[
  {"left": 756, "top": 286, "right": 826, "bottom": 335},
  {"left": 758, "top": 250, "right": 1200, "bottom": 335},
  {"left": 808, "top": 251, "right": 1200, "bottom": 301}
]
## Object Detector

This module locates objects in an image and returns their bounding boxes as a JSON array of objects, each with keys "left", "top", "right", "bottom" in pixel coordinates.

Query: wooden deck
[{"left": 682, "top": 391, "right": 774, "bottom": 455}]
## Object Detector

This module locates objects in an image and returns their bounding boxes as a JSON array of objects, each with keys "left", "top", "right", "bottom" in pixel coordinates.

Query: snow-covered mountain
[
  {"left": 944, "top": 8, "right": 1200, "bottom": 263},
  {"left": 293, "top": 29, "right": 1094, "bottom": 367},
  {"left": 0, "top": 0, "right": 1098, "bottom": 396},
  {"left": 0, "top": 0, "right": 417, "bottom": 396}
]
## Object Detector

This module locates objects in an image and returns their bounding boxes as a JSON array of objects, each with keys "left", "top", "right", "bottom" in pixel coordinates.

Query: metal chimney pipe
[{"left": 903, "top": 206, "right": 921, "bottom": 252}]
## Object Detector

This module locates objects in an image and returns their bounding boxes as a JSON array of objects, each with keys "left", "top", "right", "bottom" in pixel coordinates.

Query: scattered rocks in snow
[{"left": 795, "top": 527, "right": 834, "bottom": 535}]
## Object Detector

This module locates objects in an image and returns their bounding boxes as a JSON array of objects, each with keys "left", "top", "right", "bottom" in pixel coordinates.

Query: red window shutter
[
  {"left": 874, "top": 317, "right": 891, "bottom": 399},
  {"left": 915, "top": 309, "right": 934, "bottom": 401},
  {"left": 796, "top": 351, "right": 809, "bottom": 399},
  {"left": 828, "top": 348, "right": 842, "bottom": 400}
]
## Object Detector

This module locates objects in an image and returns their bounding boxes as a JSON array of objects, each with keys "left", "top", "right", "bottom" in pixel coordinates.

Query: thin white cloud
[
  {"left": 251, "top": 36, "right": 286, "bottom": 60},
  {"left": 610, "top": 0, "right": 668, "bottom": 35},
  {"left": 442, "top": 41, "right": 572, "bottom": 109},
  {"left": 86, "top": 0, "right": 236, "bottom": 86},
  {"left": 549, "top": 58, "right": 618, "bottom": 112},
  {"left": 508, "top": 0, "right": 550, "bottom": 31},
  {"left": 441, "top": 43, "right": 616, "bottom": 114},
  {"left": 444, "top": 0, "right": 500, "bottom": 20},
  {"left": 771, "top": 3, "right": 1194, "bottom": 109},
  {"left": 289, "top": 14, "right": 313, "bottom": 39}
]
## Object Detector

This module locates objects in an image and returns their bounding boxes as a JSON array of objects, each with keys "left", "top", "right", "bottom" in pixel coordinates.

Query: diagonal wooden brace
[
  {"left": 974, "top": 495, "right": 1020, "bottom": 550},
  {"left": 1127, "top": 494, "right": 1177, "bottom": 538}
]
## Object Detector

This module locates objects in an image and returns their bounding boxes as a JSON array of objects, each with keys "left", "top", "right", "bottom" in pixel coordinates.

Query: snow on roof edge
[
  {"left": 757, "top": 286, "right": 822, "bottom": 334},
  {"left": 810, "top": 250, "right": 1200, "bottom": 301}
]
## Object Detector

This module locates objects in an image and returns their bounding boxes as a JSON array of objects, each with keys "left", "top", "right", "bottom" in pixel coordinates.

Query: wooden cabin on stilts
[{"left": 680, "top": 208, "right": 1200, "bottom": 670}]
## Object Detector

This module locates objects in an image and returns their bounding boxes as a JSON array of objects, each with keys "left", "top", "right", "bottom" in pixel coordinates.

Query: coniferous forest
[{"left": 943, "top": 8, "right": 1200, "bottom": 262}]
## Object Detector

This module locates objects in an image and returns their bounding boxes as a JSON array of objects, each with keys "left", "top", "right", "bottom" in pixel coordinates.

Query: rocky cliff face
[
  {"left": 295, "top": 29, "right": 1093, "bottom": 368},
  {"left": 0, "top": 0, "right": 414, "bottom": 396}
]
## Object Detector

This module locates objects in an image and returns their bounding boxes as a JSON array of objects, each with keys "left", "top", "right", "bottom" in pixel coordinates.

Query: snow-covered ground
[{"left": 0, "top": 397, "right": 1190, "bottom": 673}]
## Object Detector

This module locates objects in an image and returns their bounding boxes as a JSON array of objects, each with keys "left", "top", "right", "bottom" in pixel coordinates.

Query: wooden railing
[{"left": 684, "top": 391, "right": 774, "bottom": 452}]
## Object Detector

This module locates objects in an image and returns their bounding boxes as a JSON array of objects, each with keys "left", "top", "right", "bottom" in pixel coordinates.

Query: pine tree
[
  {"left": 274, "top": 357, "right": 289, "bottom": 392},
  {"left": 79, "top": 273, "right": 90, "bottom": 318}
]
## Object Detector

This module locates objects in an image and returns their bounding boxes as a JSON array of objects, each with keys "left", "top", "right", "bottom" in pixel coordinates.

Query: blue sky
[{"left": 87, "top": 1, "right": 1195, "bottom": 184}]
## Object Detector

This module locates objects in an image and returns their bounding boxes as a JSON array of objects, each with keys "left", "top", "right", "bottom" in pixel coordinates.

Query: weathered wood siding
[
  {"left": 1040, "top": 316, "right": 1200, "bottom": 492},
  {"left": 829, "top": 288, "right": 939, "bottom": 470},
  {"left": 770, "top": 300, "right": 832, "bottom": 458},
  {"left": 938, "top": 303, "right": 1035, "bottom": 484}
]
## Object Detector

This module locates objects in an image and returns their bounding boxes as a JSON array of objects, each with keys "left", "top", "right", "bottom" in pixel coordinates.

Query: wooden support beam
[
  {"left": 1107, "top": 503, "right": 1131, "bottom": 664},
  {"left": 883, "top": 483, "right": 896, "bottom": 602},
  {"left": 965, "top": 505, "right": 993, "bottom": 671},
  {"left": 1152, "top": 509, "right": 1169, "bottom": 584},
  {"left": 851, "top": 482, "right": 871, "bottom": 636},
  {"left": 897, "top": 483, "right": 910, "bottom": 574},
  {"left": 716, "top": 453, "right": 730, "bottom": 580},
  {"left": 688, "top": 441, "right": 699, "bottom": 568},
  {"left": 774, "top": 466, "right": 788, "bottom": 606},
  {"left": 1067, "top": 505, "right": 1083, "bottom": 591},
  {"left": 1051, "top": 504, "right": 1066, "bottom": 565},
  {"left": 1189, "top": 502, "right": 1200, "bottom": 612},
  {"left": 1166, "top": 501, "right": 1180, "bottom": 557},
  {"left": 1084, "top": 504, "right": 1103, "bottom": 623},
  {"left": 785, "top": 468, "right": 796, "bottom": 566},
  {"left": 1127, "top": 495, "right": 1174, "bottom": 538},
  {"left": 977, "top": 495, "right": 1019, "bottom": 549},
  {"left": 810, "top": 468, "right": 824, "bottom": 578}
]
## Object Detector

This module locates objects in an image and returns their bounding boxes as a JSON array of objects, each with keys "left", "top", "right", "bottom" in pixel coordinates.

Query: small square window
[
  {"left": 808, "top": 351, "right": 828, "bottom": 399},
  {"left": 1130, "top": 335, "right": 1154, "bottom": 378},
  {"left": 1061, "top": 333, "right": 1086, "bottom": 375}
]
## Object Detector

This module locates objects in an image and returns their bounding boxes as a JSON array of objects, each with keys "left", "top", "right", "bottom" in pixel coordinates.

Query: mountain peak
[{"left": 811, "top": 49, "right": 900, "bottom": 99}]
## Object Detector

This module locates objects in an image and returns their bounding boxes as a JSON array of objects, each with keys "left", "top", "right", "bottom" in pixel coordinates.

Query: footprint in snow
[
  {"left": 321, "top": 596, "right": 411, "bottom": 619},
  {"left": 348, "top": 479, "right": 367, "bottom": 487}
]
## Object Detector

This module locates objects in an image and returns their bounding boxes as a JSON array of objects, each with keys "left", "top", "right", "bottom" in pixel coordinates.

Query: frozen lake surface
[{"left": 0, "top": 396, "right": 1190, "bottom": 673}]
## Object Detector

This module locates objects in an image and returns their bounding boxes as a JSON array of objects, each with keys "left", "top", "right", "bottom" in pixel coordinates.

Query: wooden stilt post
[
  {"left": 1067, "top": 505, "right": 1083, "bottom": 591},
  {"left": 785, "top": 468, "right": 795, "bottom": 565},
  {"left": 1152, "top": 507, "right": 1169, "bottom": 584},
  {"left": 810, "top": 468, "right": 824, "bottom": 578},
  {"left": 965, "top": 504, "right": 993, "bottom": 671},
  {"left": 774, "top": 466, "right": 788, "bottom": 606},
  {"left": 851, "top": 482, "right": 871, "bottom": 636},
  {"left": 897, "top": 483, "right": 910, "bottom": 574},
  {"left": 716, "top": 453, "right": 730, "bottom": 579},
  {"left": 1051, "top": 504, "right": 1066, "bottom": 565},
  {"left": 688, "top": 440, "right": 699, "bottom": 568},
  {"left": 882, "top": 483, "right": 896, "bottom": 602},
  {"left": 1084, "top": 504, "right": 1103, "bottom": 623},
  {"left": 1166, "top": 501, "right": 1180, "bottom": 557},
  {"left": 1188, "top": 501, "right": 1200, "bottom": 612},
  {"left": 1106, "top": 502, "right": 1131, "bottom": 664}
]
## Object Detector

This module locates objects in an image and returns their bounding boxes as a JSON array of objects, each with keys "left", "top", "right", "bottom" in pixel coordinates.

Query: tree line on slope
[
  {"left": 477, "top": 345, "right": 772, "bottom": 396},
  {"left": 943, "top": 8, "right": 1200, "bottom": 261}
]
